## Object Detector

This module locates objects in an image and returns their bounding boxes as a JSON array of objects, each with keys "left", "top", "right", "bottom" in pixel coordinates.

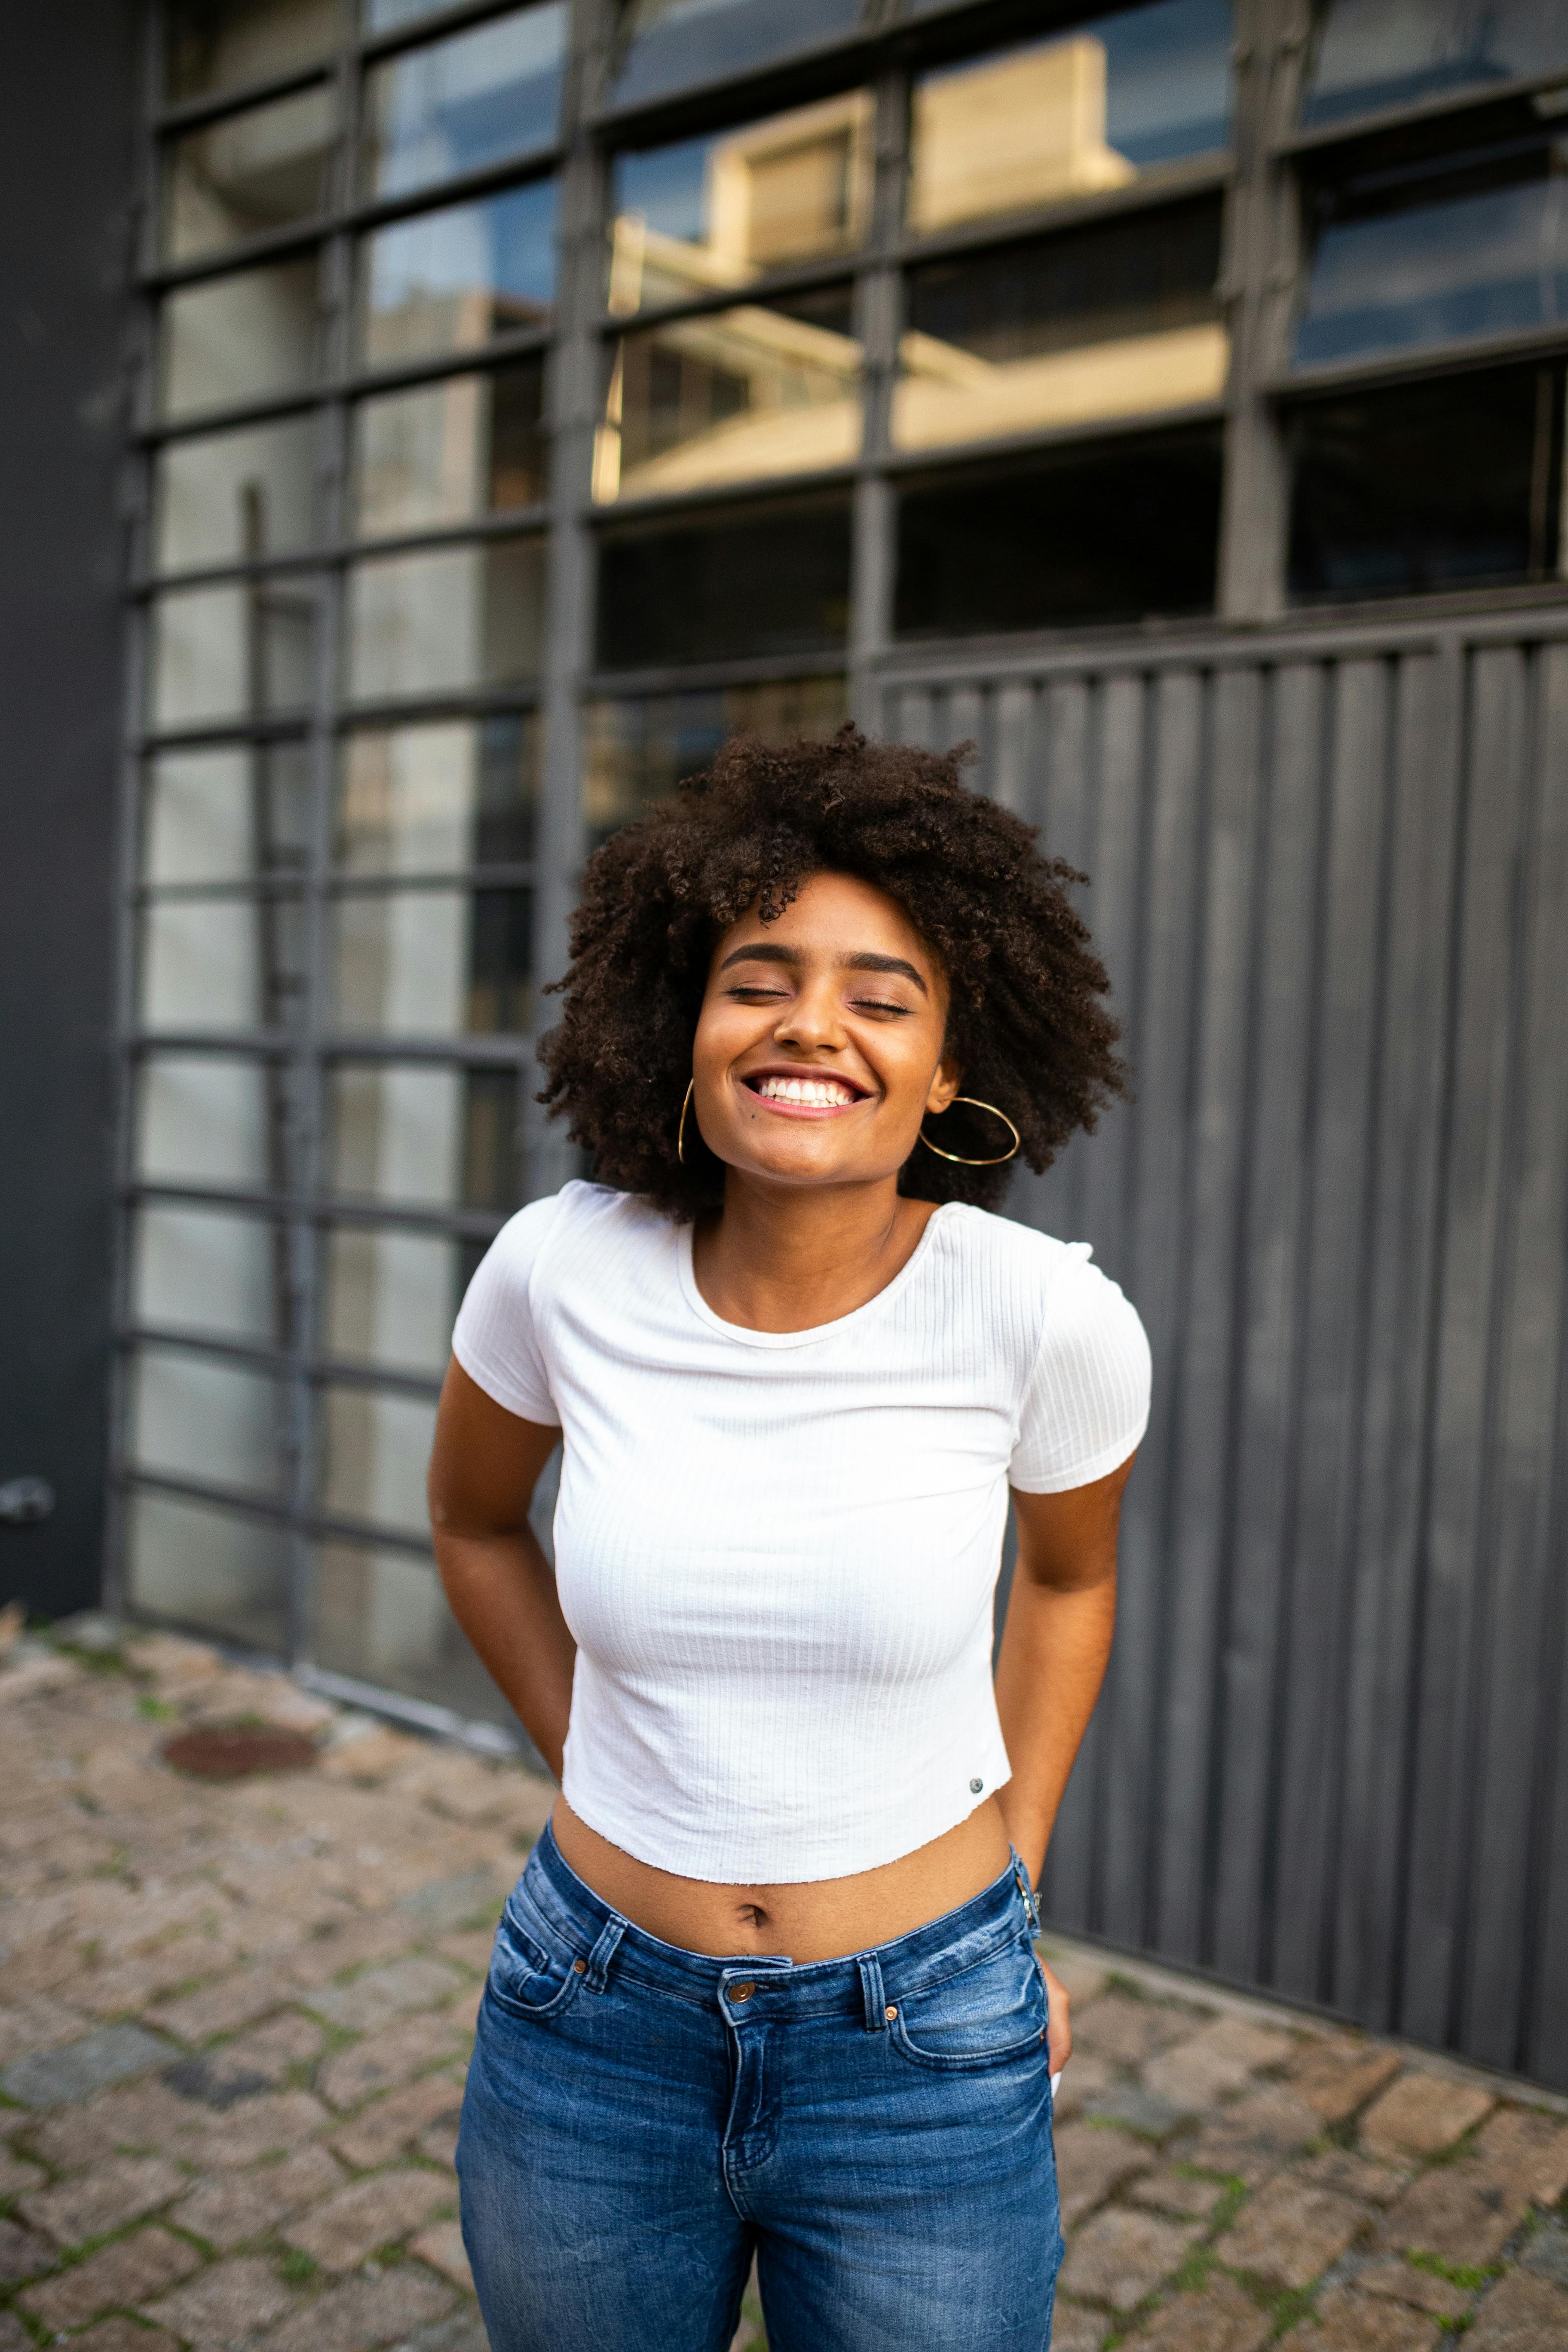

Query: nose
[{"left": 773, "top": 974, "right": 847, "bottom": 1054}]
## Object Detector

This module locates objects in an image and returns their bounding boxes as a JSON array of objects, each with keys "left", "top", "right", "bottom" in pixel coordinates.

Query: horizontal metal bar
[
  {"left": 874, "top": 397, "right": 1230, "bottom": 481},
  {"left": 123, "top": 1178, "right": 515, "bottom": 1240},
  {"left": 115, "top": 1464, "right": 440, "bottom": 1557},
  {"left": 358, "top": 0, "right": 554, "bottom": 72},
  {"left": 592, "top": 461, "right": 858, "bottom": 530},
  {"left": 137, "top": 684, "right": 542, "bottom": 753},
  {"left": 137, "top": 328, "right": 553, "bottom": 448},
  {"left": 296, "top": 1664, "right": 528, "bottom": 1758},
  {"left": 152, "top": 57, "right": 333, "bottom": 139},
  {"left": 132, "top": 506, "right": 551, "bottom": 599},
  {"left": 132, "top": 864, "right": 539, "bottom": 904},
  {"left": 1277, "top": 63, "right": 1568, "bottom": 162},
  {"left": 1268, "top": 325, "right": 1568, "bottom": 403},
  {"left": 124, "top": 1026, "right": 536, "bottom": 1063},
  {"left": 114, "top": 1322, "right": 448, "bottom": 1401},
  {"left": 580, "top": 649, "right": 850, "bottom": 698}
]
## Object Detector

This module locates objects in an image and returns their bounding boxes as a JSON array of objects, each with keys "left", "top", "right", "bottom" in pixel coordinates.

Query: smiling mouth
[{"left": 742, "top": 1071, "right": 868, "bottom": 1112}]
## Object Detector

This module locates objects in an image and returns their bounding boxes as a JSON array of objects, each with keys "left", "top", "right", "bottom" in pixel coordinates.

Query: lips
[{"left": 741, "top": 1067, "right": 869, "bottom": 1112}]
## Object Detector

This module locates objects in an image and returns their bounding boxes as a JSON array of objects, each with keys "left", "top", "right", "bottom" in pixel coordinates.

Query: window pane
[
  {"left": 129, "top": 1344, "right": 287, "bottom": 1496},
  {"left": 607, "top": 0, "right": 864, "bottom": 108},
  {"left": 598, "top": 496, "right": 851, "bottom": 666},
  {"left": 1296, "top": 138, "right": 1568, "bottom": 370},
  {"left": 895, "top": 200, "right": 1226, "bottom": 454},
  {"left": 320, "top": 1385, "right": 437, "bottom": 1533},
  {"left": 128, "top": 1490, "right": 288, "bottom": 1652},
  {"left": 361, "top": 5, "right": 566, "bottom": 199},
  {"left": 607, "top": 96, "right": 873, "bottom": 311},
  {"left": 160, "top": 256, "right": 322, "bottom": 420},
  {"left": 337, "top": 717, "right": 538, "bottom": 871},
  {"left": 345, "top": 539, "right": 545, "bottom": 699},
  {"left": 162, "top": 83, "right": 336, "bottom": 264},
  {"left": 895, "top": 429, "right": 1223, "bottom": 637},
  {"left": 322, "top": 1223, "right": 462, "bottom": 1372},
  {"left": 142, "top": 744, "right": 312, "bottom": 887},
  {"left": 352, "top": 360, "right": 546, "bottom": 536},
  {"left": 907, "top": 0, "right": 1233, "bottom": 237},
  {"left": 326, "top": 1061, "right": 525, "bottom": 1210},
  {"left": 149, "top": 579, "right": 317, "bottom": 729},
  {"left": 135, "top": 1054, "right": 278, "bottom": 1187},
  {"left": 359, "top": 180, "right": 557, "bottom": 364},
  {"left": 132, "top": 1202, "right": 286, "bottom": 1344},
  {"left": 155, "top": 416, "right": 319, "bottom": 572},
  {"left": 139, "top": 895, "right": 307, "bottom": 1032},
  {"left": 310, "top": 1539, "right": 513, "bottom": 1725},
  {"left": 597, "top": 286, "right": 861, "bottom": 502},
  {"left": 583, "top": 677, "right": 847, "bottom": 848},
  {"left": 330, "top": 886, "right": 533, "bottom": 1034},
  {"left": 165, "top": 0, "right": 348, "bottom": 102},
  {"left": 1286, "top": 365, "right": 1562, "bottom": 602},
  {"left": 1303, "top": 0, "right": 1568, "bottom": 129}
]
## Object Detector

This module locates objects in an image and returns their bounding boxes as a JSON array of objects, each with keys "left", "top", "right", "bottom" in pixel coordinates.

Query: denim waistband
[{"left": 516, "top": 1821, "right": 1036, "bottom": 2021}]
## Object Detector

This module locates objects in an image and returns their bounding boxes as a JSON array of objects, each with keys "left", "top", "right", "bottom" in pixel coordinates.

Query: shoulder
[
  {"left": 933, "top": 1203, "right": 1103, "bottom": 1316},
  {"left": 485, "top": 1181, "right": 657, "bottom": 1274}
]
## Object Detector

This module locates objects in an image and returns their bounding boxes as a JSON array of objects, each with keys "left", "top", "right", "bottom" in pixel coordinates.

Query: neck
[{"left": 692, "top": 1174, "right": 937, "bottom": 1333}]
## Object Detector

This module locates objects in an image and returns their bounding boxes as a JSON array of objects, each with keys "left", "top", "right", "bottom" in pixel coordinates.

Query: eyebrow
[{"left": 717, "top": 942, "right": 929, "bottom": 996}]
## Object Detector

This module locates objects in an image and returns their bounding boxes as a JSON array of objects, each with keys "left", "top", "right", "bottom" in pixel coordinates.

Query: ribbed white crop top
[{"left": 452, "top": 1181, "right": 1151, "bottom": 1884}]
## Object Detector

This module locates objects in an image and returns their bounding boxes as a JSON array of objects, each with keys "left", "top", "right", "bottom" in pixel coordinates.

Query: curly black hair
[{"left": 537, "top": 726, "right": 1125, "bottom": 1218}]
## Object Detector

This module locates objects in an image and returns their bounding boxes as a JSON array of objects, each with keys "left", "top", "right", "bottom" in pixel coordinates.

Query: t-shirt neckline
[{"left": 675, "top": 1202, "right": 960, "bottom": 1349}]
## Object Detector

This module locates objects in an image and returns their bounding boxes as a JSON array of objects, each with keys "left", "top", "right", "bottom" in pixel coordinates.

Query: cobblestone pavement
[{"left": 3, "top": 1628, "right": 1568, "bottom": 2351}]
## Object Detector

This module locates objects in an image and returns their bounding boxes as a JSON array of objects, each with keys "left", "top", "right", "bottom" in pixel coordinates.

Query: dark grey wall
[
  {"left": 880, "top": 614, "right": 1568, "bottom": 2090},
  {"left": 0, "top": 4, "right": 138, "bottom": 1618}
]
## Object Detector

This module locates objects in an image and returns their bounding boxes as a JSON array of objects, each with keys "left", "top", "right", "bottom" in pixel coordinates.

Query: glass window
[
  {"left": 607, "top": 96, "right": 873, "bottom": 312},
  {"left": 596, "top": 285, "right": 861, "bottom": 502},
  {"left": 1303, "top": 0, "right": 1568, "bottom": 130},
  {"left": 165, "top": 0, "right": 349, "bottom": 102},
  {"left": 597, "top": 496, "right": 851, "bottom": 667},
  {"left": 155, "top": 415, "right": 319, "bottom": 573},
  {"left": 895, "top": 199, "right": 1227, "bottom": 454},
  {"left": 337, "top": 717, "right": 538, "bottom": 871},
  {"left": 139, "top": 895, "right": 308, "bottom": 1033},
  {"left": 352, "top": 359, "right": 546, "bottom": 537},
  {"left": 1296, "top": 136, "right": 1568, "bottom": 369},
  {"left": 326, "top": 1061, "right": 525, "bottom": 1210},
  {"left": 894, "top": 427, "right": 1224, "bottom": 637},
  {"left": 321, "top": 1223, "right": 464, "bottom": 1373},
  {"left": 345, "top": 538, "right": 546, "bottom": 700},
  {"left": 128, "top": 1489, "right": 289, "bottom": 1652},
  {"left": 582, "top": 677, "right": 847, "bottom": 848},
  {"left": 142, "top": 744, "right": 312, "bottom": 887},
  {"left": 907, "top": 0, "right": 1233, "bottom": 237},
  {"left": 149, "top": 578, "right": 317, "bottom": 729},
  {"left": 329, "top": 885, "right": 532, "bottom": 1034},
  {"left": 135, "top": 1054, "right": 277, "bottom": 1188},
  {"left": 320, "top": 1385, "right": 438, "bottom": 1533},
  {"left": 132, "top": 1202, "right": 287, "bottom": 1345},
  {"left": 160, "top": 255, "right": 322, "bottom": 420},
  {"left": 129, "top": 1344, "right": 288, "bottom": 1496},
  {"left": 310, "top": 1540, "right": 508, "bottom": 1724},
  {"left": 606, "top": 0, "right": 864, "bottom": 110},
  {"left": 161, "top": 83, "right": 337, "bottom": 265},
  {"left": 359, "top": 180, "right": 557, "bottom": 364},
  {"left": 1286, "top": 364, "right": 1563, "bottom": 602},
  {"left": 361, "top": 5, "right": 566, "bottom": 200}
]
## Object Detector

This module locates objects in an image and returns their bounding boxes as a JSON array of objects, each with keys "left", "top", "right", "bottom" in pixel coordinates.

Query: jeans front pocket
[
  {"left": 485, "top": 1877, "right": 588, "bottom": 2022},
  {"left": 889, "top": 1930, "right": 1049, "bottom": 2073}
]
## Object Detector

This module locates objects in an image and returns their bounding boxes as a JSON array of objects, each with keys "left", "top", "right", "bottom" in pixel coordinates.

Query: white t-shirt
[{"left": 453, "top": 1180, "right": 1151, "bottom": 1884}]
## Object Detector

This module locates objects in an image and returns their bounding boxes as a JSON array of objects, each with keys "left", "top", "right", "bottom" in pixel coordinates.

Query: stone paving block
[
  {"left": 306, "top": 1958, "right": 463, "bottom": 2037},
  {"left": 284, "top": 1912, "right": 420, "bottom": 1991},
  {"left": 1360, "top": 2070, "right": 1495, "bottom": 2156},
  {"left": 1379, "top": 2159, "right": 1533, "bottom": 2267},
  {"left": 20, "top": 2152, "right": 185, "bottom": 2246},
  {"left": 1050, "top": 2052, "right": 1117, "bottom": 2123},
  {"left": 1283, "top": 2037, "right": 1402, "bottom": 2125},
  {"left": 393, "top": 2314, "right": 491, "bottom": 2352},
  {"left": 1357, "top": 2254, "right": 1474, "bottom": 2320},
  {"left": 1042, "top": 2303, "right": 1105, "bottom": 2351},
  {"left": 1176, "top": 2086, "right": 1322, "bottom": 2187},
  {"left": 20, "top": 2076, "right": 208, "bottom": 2172},
  {"left": 1125, "top": 2167, "right": 1229, "bottom": 2220},
  {"left": 1217, "top": 2175, "right": 1367, "bottom": 2288},
  {"left": 1072, "top": 1994, "right": 1200, "bottom": 2069},
  {"left": 19, "top": 2225, "right": 200, "bottom": 2331},
  {"left": 411, "top": 2219, "right": 474, "bottom": 2292},
  {"left": 172, "top": 2144, "right": 346, "bottom": 2251},
  {"left": 320, "top": 2009, "right": 470, "bottom": 2111},
  {"left": 1082, "top": 2082, "right": 1190, "bottom": 2139},
  {"left": 1468, "top": 2268, "right": 1568, "bottom": 2349},
  {"left": 0, "top": 1994, "right": 91, "bottom": 2066},
  {"left": 418, "top": 2114, "right": 462, "bottom": 2172},
  {"left": 0, "top": 2214, "right": 55, "bottom": 2283},
  {"left": 255, "top": 2266, "right": 453, "bottom": 2352},
  {"left": 124, "top": 1632, "right": 224, "bottom": 1689},
  {"left": 438, "top": 1927, "right": 497, "bottom": 1976},
  {"left": 1292, "top": 2146, "right": 1412, "bottom": 2205},
  {"left": 0, "top": 2309, "right": 34, "bottom": 2350},
  {"left": 283, "top": 2169, "right": 452, "bottom": 2271},
  {"left": 144, "top": 2254, "right": 300, "bottom": 2343},
  {"left": 330, "top": 2071, "right": 467, "bottom": 2170},
  {"left": 1474, "top": 2106, "right": 1568, "bottom": 2202},
  {"left": 1278, "top": 2285, "right": 1441, "bottom": 2351},
  {"left": 0, "top": 2146, "right": 46, "bottom": 2200},
  {"left": 69, "top": 2323, "right": 183, "bottom": 2352},
  {"left": 1143, "top": 2018, "right": 1298, "bottom": 2113},
  {"left": 1054, "top": 2122, "right": 1153, "bottom": 2226},
  {"left": 80, "top": 1936, "right": 238, "bottom": 2019},
  {"left": 1037, "top": 1950, "right": 1111, "bottom": 2011},
  {"left": 1059, "top": 2206, "right": 1203, "bottom": 2312},
  {"left": 318, "top": 1727, "right": 428, "bottom": 1784},
  {"left": 398, "top": 1869, "right": 507, "bottom": 1939},
  {"left": 1, "top": 2022, "right": 175, "bottom": 2109},
  {"left": 184, "top": 2088, "right": 330, "bottom": 2171},
  {"left": 165, "top": 2009, "right": 325, "bottom": 2107},
  {"left": 150, "top": 1963, "right": 299, "bottom": 2045},
  {"left": 1521, "top": 2214, "right": 1568, "bottom": 2288},
  {"left": 1133, "top": 2272, "right": 1272, "bottom": 2352}
]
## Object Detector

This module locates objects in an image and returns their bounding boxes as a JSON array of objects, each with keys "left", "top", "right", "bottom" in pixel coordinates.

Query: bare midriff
[{"left": 549, "top": 1794, "right": 1014, "bottom": 1963}]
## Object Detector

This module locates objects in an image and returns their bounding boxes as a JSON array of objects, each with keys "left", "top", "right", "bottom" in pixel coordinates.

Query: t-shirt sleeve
[
  {"left": 450, "top": 1190, "right": 570, "bottom": 1426},
  {"left": 1009, "top": 1244, "right": 1152, "bottom": 1493}
]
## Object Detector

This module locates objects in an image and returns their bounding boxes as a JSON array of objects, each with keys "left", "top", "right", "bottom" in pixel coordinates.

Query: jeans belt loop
[
  {"left": 583, "top": 1911, "right": 626, "bottom": 1993},
  {"left": 857, "top": 1952, "right": 888, "bottom": 2031},
  {"left": 1010, "top": 1847, "right": 1042, "bottom": 1936}
]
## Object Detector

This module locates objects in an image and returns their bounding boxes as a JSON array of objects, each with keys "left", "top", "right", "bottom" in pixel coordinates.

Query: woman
[{"left": 430, "top": 730, "right": 1150, "bottom": 2352}]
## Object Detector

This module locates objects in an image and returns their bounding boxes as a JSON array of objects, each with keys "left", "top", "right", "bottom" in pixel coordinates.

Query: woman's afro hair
[{"left": 537, "top": 725, "right": 1125, "bottom": 1218}]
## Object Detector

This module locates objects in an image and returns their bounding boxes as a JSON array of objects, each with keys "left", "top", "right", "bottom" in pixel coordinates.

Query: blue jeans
[{"left": 458, "top": 1825, "right": 1063, "bottom": 2351}]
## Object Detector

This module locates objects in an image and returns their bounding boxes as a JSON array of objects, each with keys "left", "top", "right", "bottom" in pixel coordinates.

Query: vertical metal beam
[{"left": 850, "top": 64, "right": 907, "bottom": 732}]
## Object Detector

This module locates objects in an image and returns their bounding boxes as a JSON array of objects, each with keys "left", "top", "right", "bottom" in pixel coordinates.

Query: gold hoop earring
[
  {"left": 677, "top": 1079, "right": 695, "bottom": 1166},
  {"left": 917, "top": 1095, "right": 1020, "bottom": 1166}
]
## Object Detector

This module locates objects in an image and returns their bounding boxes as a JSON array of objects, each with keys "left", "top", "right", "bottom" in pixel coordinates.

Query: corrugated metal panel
[{"left": 877, "top": 622, "right": 1568, "bottom": 2088}]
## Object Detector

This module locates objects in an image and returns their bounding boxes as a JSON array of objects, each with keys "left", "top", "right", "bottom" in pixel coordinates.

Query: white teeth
[{"left": 755, "top": 1075, "right": 856, "bottom": 1106}]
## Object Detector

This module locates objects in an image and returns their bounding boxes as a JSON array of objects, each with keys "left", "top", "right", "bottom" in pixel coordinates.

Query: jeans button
[{"left": 731, "top": 1981, "right": 755, "bottom": 2002}]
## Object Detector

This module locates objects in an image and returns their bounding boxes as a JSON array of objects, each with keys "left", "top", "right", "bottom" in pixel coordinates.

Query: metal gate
[{"left": 873, "top": 611, "right": 1568, "bottom": 2088}]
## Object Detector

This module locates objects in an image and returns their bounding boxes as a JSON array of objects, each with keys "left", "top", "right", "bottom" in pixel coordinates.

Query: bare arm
[{"left": 428, "top": 1359, "right": 576, "bottom": 1779}]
